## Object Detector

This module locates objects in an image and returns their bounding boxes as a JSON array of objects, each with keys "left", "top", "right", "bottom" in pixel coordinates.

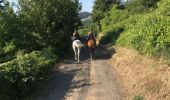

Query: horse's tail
[
  {"left": 77, "top": 43, "right": 85, "bottom": 48},
  {"left": 73, "top": 40, "right": 85, "bottom": 48}
]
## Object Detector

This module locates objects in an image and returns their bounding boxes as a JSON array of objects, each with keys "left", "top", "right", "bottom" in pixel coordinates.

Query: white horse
[{"left": 72, "top": 39, "right": 85, "bottom": 63}]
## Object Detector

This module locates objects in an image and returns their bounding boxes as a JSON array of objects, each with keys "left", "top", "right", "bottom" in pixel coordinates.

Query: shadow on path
[
  {"left": 94, "top": 45, "right": 116, "bottom": 60},
  {"left": 36, "top": 45, "right": 90, "bottom": 100},
  {"left": 36, "top": 40, "right": 116, "bottom": 100}
]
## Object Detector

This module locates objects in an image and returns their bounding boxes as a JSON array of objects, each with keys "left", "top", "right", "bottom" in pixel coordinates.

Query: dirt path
[
  {"left": 36, "top": 46, "right": 126, "bottom": 100},
  {"left": 35, "top": 47, "right": 90, "bottom": 100},
  {"left": 84, "top": 47, "right": 126, "bottom": 100}
]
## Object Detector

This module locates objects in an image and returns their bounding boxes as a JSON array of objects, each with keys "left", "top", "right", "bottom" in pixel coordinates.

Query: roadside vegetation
[
  {"left": 1, "top": 0, "right": 170, "bottom": 99},
  {"left": 92, "top": 0, "right": 170, "bottom": 99},
  {"left": 92, "top": 0, "right": 170, "bottom": 61},
  {"left": 0, "top": 0, "right": 81, "bottom": 99}
]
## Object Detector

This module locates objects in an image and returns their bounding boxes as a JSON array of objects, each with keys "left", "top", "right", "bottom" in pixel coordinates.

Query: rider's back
[
  {"left": 72, "top": 31, "right": 81, "bottom": 41},
  {"left": 87, "top": 31, "right": 95, "bottom": 40}
]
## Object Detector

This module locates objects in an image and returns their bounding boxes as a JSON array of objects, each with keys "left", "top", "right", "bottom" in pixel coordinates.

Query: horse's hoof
[{"left": 91, "top": 58, "right": 95, "bottom": 61}]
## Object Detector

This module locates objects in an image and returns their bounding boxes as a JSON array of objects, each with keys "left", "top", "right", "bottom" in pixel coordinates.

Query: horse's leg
[
  {"left": 88, "top": 48, "right": 91, "bottom": 59},
  {"left": 77, "top": 48, "right": 80, "bottom": 63},
  {"left": 89, "top": 48, "right": 95, "bottom": 60},
  {"left": 92, "top": 48, "right": 95, "bottom": 59},
  {"left": 89, "top": 48, "right": 93, "bottom": 60},
  {"left": 73, "top": 43, "right": 77, "bottom": 60}
]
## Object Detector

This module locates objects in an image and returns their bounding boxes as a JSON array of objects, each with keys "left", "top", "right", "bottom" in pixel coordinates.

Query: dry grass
[{"left": 108, "top": 46, "right": 170, "bottom": 100}]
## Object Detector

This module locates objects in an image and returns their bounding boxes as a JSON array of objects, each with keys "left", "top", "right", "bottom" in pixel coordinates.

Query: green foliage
[
  {"left": 78, "top": 28, "right": 89, "bottom": 36},
  {"left": 0, "top": 41, "right": 16, "bottom": 63},
  {"left": 0, "top": 0, "right": 81, "bottom": 54},
  {"left": 92, "top": 0, "right": 120, "bottom": 20},
  {"left": 41, "top": 46, "right": 57, "bottom": 61},
  {"left": 133, "top": 95, "right": 144, "bottom": 100},
  {"left": 100, "top": 0, "right": 170, "bottom": 60},
  {"left": 99, "top": 28, "right": 124, "bottom": 44},
  {"left": 101, "top": 6, "right": 129, "bottom": 31},
  {"left": 0, "top": 51, "right": 54, "bottom": 100},
  {"left": 115, "top": 14, "right": 170, "bottom": 55},
  {"left": 17, "top": 0, "right": 81, "bottom": 53},
  {"left": 79, "top": 18, "right": 99, "bottom": 36},
  {"left": 118, "top": 14, "right": 170, "bottom": 56},
  {"left": 126, "top": 0, "right": 159, "bottom": 14},
  {"left": 0, "top": 0, "right": 81, "bottom": 99},
  {"left": 156, "top": 0, "right": 170, "bottom": 16},
  {"left": 81, "top": 18, "right": 93, "bottom": 28},
  {"left": 100, "top": 5, "right": 128, "bottom": 44},
  {"left": 92, "top": 0, "right": 120, "bottom": 31},
  {"left": 3, "top": 41, "right": 16, "bottom": 53}
]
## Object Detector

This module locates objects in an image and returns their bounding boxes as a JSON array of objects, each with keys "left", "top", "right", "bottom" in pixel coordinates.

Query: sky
[
  {"left": 79, "top": 0, "right": 94, "bottom": 12},
  {"left": 8, "top": 0, "right": 18, "bottom": 4},
  {"left": 9, "top": 0, "right": 94, "bottom": 12},
  {"left": 9, "top": 0, "right": 126, "bottom": 12},
  {"left": 79, "top": 0, "right": 127, "bottom": 12}
]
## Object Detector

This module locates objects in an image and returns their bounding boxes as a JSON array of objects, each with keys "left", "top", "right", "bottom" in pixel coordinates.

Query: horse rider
[
  {"left": 87, "top": 28, "right": 96, "bottom": 45},
  {"left": 72, "top": 30, "right": 82, "bottom": 42}
]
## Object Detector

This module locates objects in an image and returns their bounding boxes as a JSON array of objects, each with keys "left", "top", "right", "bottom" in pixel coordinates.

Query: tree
[
  {"left": 92, "top": 0, "right": 119, "bottom": 31},
  {"left": 16, "top": 0, "right": 81, "bottom": 54},
  {"left": 126, "top": 0, "right": 159, "bottom": 14},
  {"left": 0, "top": 0, "right": 3, "bottom": 9},
  {"left": 0, "top": 0, "right": 18, "bottom": 47},
  {"left": 0, "top": 1, "right": 82, "bottom": 99},
  {"left": 0, "top": 0, "right": 81, "bottom": 55}
]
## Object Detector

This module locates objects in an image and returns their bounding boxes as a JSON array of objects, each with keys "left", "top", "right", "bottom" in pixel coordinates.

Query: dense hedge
[
  {"left": 0, "top": 49, "right": 55, "bottom": 100},
  {"left": 100, "top": 0, "right": 170, "bottom": 59},
  {"left": 0, "top": 0, "right": 81, "bottom": 99}
]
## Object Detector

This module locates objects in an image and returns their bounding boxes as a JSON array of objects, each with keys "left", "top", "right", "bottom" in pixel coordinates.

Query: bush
[
  {"left": 78, "top": 28, "right": 89, "bottom": 36},
  {"left": 156, "top": 0, "right": 170, "bottom": 16},
  {"left": 99, "top": 28, "right": 124, "bottom": 44},
  {"left": 117, "top": 14, "right": 170, "bottom": 56},
  {"left": 41, "top": 46, "right": 57, "bottom": 61},
  {"left": 133, "top": 95, "right": 144, "bottom": 100},
  {"left": 3, "top": 41, "right": 16, "bottom": 53},
  {"left": 0, "top": 51, "right": 54, "bottom": 100},
  {"left": 100, "top": 0, "right": 170, "bottom": 60},
  {"left": 0, "top": 41, "right": 16, "bottom": 63},
  {"left": 101, "top": 6, "right": 129, "bottom": 31}
]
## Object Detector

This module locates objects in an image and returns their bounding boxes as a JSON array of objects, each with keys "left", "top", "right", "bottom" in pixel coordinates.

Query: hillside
[
  {"left": 98, "top": 0, "right": 170, "bottom": 61},
  {"left": 79, "top": 12, "right": 91, "bottom": 19}
]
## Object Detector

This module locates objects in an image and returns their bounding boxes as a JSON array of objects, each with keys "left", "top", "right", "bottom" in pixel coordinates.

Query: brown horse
[{"left": 86, "top": 39, "right": 96, "bottom": 60}]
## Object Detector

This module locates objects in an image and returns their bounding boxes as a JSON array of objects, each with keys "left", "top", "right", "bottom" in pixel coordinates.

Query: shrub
[
  {"left": 3, "top": 41, "right": 16, "bottom": 53},
  {"left": 78, "top": 28, "right": 89, "bottom": 36},
  {"left": 41, "top": 46, "right": 57, "bottom": 61},
  {"left": 0, "top": 51, "right": 54, "bottom": 100},
  {"left": 133, "top": 95, "right": 144, "bottom": 100},
  {"left": 101, "top": 0, "right": 170, "bottom": 59},
  {"left": 0, "top": 41, "right": 16, "bottom": 63},
  {"left": 99, "top": 28, "right": 124, "bottom": 44}
]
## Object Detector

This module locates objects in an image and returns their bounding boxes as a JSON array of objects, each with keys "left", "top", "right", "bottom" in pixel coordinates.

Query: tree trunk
[{"left": 98, "top": 20, "right": 102, "bottom": 31}]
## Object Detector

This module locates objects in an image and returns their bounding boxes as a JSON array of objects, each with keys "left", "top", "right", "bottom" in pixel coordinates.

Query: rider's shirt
[{"left": 87, "top": 31, "right": 95, "bottom": 41}]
